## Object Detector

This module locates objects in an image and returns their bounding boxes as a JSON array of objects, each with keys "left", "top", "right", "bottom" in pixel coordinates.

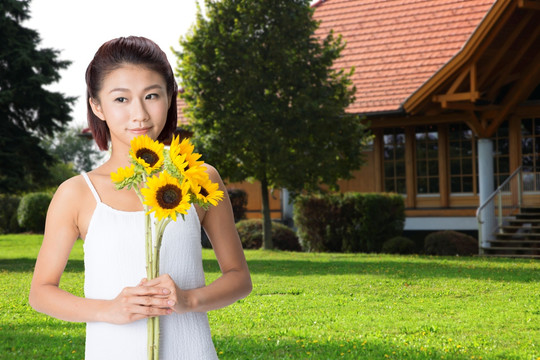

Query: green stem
[{"left": 135, "top": 177, "right": 156, "bottom": 360}]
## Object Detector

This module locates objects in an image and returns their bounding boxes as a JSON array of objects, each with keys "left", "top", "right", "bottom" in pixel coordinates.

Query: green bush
[
  {"left": 236, "top": 219, "right": 301, "bottom": 251},
  {"left": 424, "top": 230, "right": 478, "bottom": 256},
  {"left": 227, "top": 188, "right": 248, "bottom": 222},
  {"left": 382, "top": 236, "right": 416, "bottom": 254},
  {"left": 0, "top": 194, "right": 22, "bottom": 234},
  {"left": 293, "top": 193, "right": 405, "bottom": 253},
  {"left": 17, "top": 192, "right": 52, "bottom": 233}
]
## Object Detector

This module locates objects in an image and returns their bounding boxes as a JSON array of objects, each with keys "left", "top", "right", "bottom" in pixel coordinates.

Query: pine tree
[{"left": 0, "top": 0, "right": 75, "bottom": 193}]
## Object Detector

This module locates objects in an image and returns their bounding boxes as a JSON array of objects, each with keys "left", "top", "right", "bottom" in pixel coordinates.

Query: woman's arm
[
  {"left": 147, "top": 165, "right": 252, "bottom": 314},
  {"left": 29, "top": 176, "right": 172, "bottom": 324}
]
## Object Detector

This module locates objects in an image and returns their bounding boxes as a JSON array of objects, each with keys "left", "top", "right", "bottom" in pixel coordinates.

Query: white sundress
[{"left": 81, "top": 172, "right": 218, "bottom": 360}]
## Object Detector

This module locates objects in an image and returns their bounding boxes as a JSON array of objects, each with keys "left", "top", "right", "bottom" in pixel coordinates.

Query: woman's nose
[{"left": 131, "top": 98, "right": 149, "bottom": 123}]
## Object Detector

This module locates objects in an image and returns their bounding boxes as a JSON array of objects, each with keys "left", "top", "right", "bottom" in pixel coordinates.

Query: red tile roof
[{"left": 312, "top": 0, "right": 495, "bottom": 114}]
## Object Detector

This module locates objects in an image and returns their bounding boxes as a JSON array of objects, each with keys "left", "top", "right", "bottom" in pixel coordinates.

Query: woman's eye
[
  {"left": 115, "top": 97, "right": 128, "bottom": 103},
  {"left": 146, "top": 93, "right": 159, "bottom": 100}
]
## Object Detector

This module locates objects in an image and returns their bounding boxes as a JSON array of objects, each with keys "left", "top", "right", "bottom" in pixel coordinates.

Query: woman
[{"left": 29, "top": 36, "right": 252, "bottom": 359}]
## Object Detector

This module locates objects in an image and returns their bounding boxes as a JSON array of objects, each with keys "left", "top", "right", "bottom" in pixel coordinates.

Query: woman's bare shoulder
[{"left": 49, "top": 174, "right": 93, "bottom": 211}]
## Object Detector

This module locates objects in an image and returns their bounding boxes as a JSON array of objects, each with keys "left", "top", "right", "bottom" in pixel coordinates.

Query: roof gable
[{"left": 312, "top": 0, "right": 495, "bottom": 114}]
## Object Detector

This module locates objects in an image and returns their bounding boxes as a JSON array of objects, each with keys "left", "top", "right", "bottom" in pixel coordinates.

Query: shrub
[
  {"left": 227, "top": 188, "right": 248, "bottom": 222},
  {"left": 424, "top": 230, "right": 478, "bottom": 256},
  {"left": 17, "top": 192, "right": 52, "bottom": 233},
  {"left": 0, "top": 194, "right": 22, "bottom": 234},
  {"left": 293, "top": 193, "right": 405, "bottom": 253},
  {"left": 236, "top": 219, "right": 301, "bottom": 251},
  {"left": 382, "top": 236, "right": 416, "bottom": 254}
]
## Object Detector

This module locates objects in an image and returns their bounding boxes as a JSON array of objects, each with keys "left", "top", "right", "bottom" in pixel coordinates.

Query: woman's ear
[{"left": 89, "top": 98, "right": 106, "bottom": 121}]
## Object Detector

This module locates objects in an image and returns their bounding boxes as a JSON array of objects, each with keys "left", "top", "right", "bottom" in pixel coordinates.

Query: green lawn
[{"left": 0, "top": 234, "right": 539, "bottom": 359}]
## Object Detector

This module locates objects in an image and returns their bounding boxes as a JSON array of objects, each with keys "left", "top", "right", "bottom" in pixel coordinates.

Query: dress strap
[{"left": 81, "top": 172, "right": 102, "bottom": 203}]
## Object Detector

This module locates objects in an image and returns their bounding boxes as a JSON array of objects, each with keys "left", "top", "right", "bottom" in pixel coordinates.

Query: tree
[
  {"left": 42, "top": 126, "right": 106, "bottom": 174},
  {"left": 0, "top": 0, "right": 75, "bottom": 193},
  {"left": 175, "top": 0, "right": 370, "bottom": 249}
]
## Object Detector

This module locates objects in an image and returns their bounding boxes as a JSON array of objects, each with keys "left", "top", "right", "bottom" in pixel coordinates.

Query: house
[{"left": 178, "top": 0, "right": 540, "bottom": 253}]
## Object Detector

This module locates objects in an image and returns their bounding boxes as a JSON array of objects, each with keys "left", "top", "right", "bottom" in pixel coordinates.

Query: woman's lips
[{"left": 129, "top": 127, "right": 151, "bottom": 135}]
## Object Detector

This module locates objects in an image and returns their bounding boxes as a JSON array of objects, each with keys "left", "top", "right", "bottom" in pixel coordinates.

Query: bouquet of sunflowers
[{"left": 111, "top": 134, "right": 223, "bottom": 360}]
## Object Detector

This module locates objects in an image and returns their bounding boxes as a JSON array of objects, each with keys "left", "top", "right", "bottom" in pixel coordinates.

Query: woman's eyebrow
[{"left": 108, "top": 84, "right": 164, "bottom": 94}]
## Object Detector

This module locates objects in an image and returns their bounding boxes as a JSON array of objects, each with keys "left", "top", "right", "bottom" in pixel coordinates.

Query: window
[
  {"left": 521, "top": 118, "right": 540, "bottom": 191},
  {"left": 449, "top": 124, "right": 475, "bottom": 193},
  {"left": 494, "top": 122, "right": 510, "bottom": 187},
  {"left": 383, "top": 128, "right": 406, "bottom": 194},
  {"left": 415, "top": 125, "right": 439, "bottom": 194}
]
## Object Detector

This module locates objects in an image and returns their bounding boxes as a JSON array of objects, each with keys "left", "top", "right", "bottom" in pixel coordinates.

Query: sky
[{"left": 25, "top": 0, "right": 200, "bottom": 127}]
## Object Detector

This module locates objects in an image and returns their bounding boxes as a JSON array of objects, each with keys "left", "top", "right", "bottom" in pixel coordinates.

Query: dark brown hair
[{"left": 85, "top": 36, "right": 178, "bottom": 150}]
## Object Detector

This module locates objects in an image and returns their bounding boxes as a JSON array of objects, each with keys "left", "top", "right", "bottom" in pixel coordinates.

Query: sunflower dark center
[
  {"left": 156, "top": 185, "right": 182, "bottom": 209},
  {"left": 200, "top": 186, "right": 209, "bottom": 197},
  {"left": 136, "top": 148, "right": 159, "bottom": 167}
]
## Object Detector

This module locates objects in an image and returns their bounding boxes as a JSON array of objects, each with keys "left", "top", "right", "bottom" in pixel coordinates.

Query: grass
[{"left": 0, "top": 234, "right": 539, "bottom": 360}]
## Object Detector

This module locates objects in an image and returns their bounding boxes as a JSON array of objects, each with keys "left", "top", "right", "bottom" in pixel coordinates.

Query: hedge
[
  {"left": 17, "top": 192, "right": 53, "bottom": 233},
  {"left": 293, "top": 192, "right": 405, "bottom": 253},
  {"left": 236, "top": 219, "right": 301, "bottom": 251},
  {"left": 0, "top": 194, "right": 22, "bottom": 234}
]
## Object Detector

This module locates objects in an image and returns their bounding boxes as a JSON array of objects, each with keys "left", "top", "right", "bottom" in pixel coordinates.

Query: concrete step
[
  {"left": 482, "top": 253, "right": 540, "bottom": 259},
  {"left": 496, "top": 232, "right": 540, "bottom": 238},
  {"left": 483, "top": 246, "right": 540, "bottom": 252},
  {"left": 489, "top": 238, "right": 540, "bottom": 244}
]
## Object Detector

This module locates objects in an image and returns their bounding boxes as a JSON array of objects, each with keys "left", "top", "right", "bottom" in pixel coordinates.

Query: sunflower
[
  {"left": 194, "top": 176, "right": 224, "bottom": 207},
  {"left": 129, "top": 135, "right": 164, "bottom": 174},
  {"left": 183, "top": 152, "right": 208, "bottom": 183},
  {"left": 167, "top": 136, "right": 189, "bottom": 179},
  {"left": 141, "top": 171, "right": 191, "bottom": 221},
  {"left": 170, "top": 136, "right": 195, "bottom": 157},
  {"left": 110, "top": 164, "right": 135, "bottom": 184}
]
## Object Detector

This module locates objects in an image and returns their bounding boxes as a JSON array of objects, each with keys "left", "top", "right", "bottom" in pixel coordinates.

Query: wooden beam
[
  {"left": 433, "top": 91, "right": 480, "bottom": 104},
  {"left": 486, "top": 22, "right": 540, "bottom": 100},
  {"left": 404, "top": 127, "right": 416, "bottom": 208},
  {"left": 470, "top": 63, "right": 477, "bottom": 101},
  {"left": 508, "top": 116, "right": 521, "bottom": 206},
  {"left": 485, "top": 50, "right": 540, "bottom": 136},
  {"left": 370, "top": 113, "right": 468, "bottom": 128},
  {"left": 403, "top": 0, "right": 516, "bottom": 114},
  {"left": 373, "top": 128, "right": 383, "bottom": 193},
  {"left": 465, "top": 112, "right": 487, "bottom": 138},
  {"left": 478, "top": 12, "right": 534, "bottom": 87},
  {"left": 519, "top": 0, "right": 540, "bottom": 10},
  {"left": 438, "top": 124, "right": 450, "bottom": 208}
]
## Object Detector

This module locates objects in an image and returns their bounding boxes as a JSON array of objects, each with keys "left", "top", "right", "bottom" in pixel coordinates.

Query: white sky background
[{"left": 25, "top": 0, "right": 200, "bottom": 127}]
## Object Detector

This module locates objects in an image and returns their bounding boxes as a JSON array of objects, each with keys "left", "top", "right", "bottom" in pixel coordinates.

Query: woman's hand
[
  {"left": 103, "top": 283, "right": 173, "bottom": 324},
  {"left": 141, "top": 274, "right": 194, "bottom": 315}
]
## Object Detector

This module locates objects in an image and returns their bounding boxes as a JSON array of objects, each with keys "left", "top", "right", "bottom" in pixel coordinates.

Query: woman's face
[{"left": 90, "top": 63, "right": 170, "bottom": 149}]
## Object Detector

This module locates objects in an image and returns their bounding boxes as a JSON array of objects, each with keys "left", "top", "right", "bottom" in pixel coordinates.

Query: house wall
[{"left": 223, "top": 114, "right": 540, "bottom": 230}]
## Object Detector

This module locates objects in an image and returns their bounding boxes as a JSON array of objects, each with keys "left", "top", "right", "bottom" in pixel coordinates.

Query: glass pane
[
  {"left": 428, "top": 160, "right": 439, "bottom": 176},
  {"left": 395, "top": 160, "right": 405, "bottom": 175},
  {"left": 384, "top": 162, "right": 394, "bottom": 178},
  {"left": 450, "top": 159, "right": 461, "bottom": 174},
  {"left": 417, "top": 178, "right": 427, "bottom": 194},
  {"left": 451, "top": 177, "right": 461, "bottom": 192},
  {"left": 462, "top": 158, "right": 472, "bottom": 175},
  {"left": 521, "top": 119, "right": 533, "bottom": 135},
  {"left": 384, "top": 179, "right": 395, "bottom": 192},
  {"left": 462, "top": 176, "right": 473, "bottom": 192},
  {"left": 429, "top": 178, "right": 439, "bottom": 193},
  {"left": 395, "top": 146, "right": 405, "bottom": 159},
  {"left": 417, "top": 161, "right": 426, "bottom": 176},
  {"left": 396, "top": 179, "right": 406, "bottom": 194},
  {"left": 498, "top": 157, "right": 509, "bottom": 173},
  {"left": 449, "top": 142, "right": 461, "bottom": 157}
]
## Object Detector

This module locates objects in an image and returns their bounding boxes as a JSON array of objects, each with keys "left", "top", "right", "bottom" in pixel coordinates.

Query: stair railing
[{"left": 476, "top": 166, "right": 523, "bottom": 254}]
